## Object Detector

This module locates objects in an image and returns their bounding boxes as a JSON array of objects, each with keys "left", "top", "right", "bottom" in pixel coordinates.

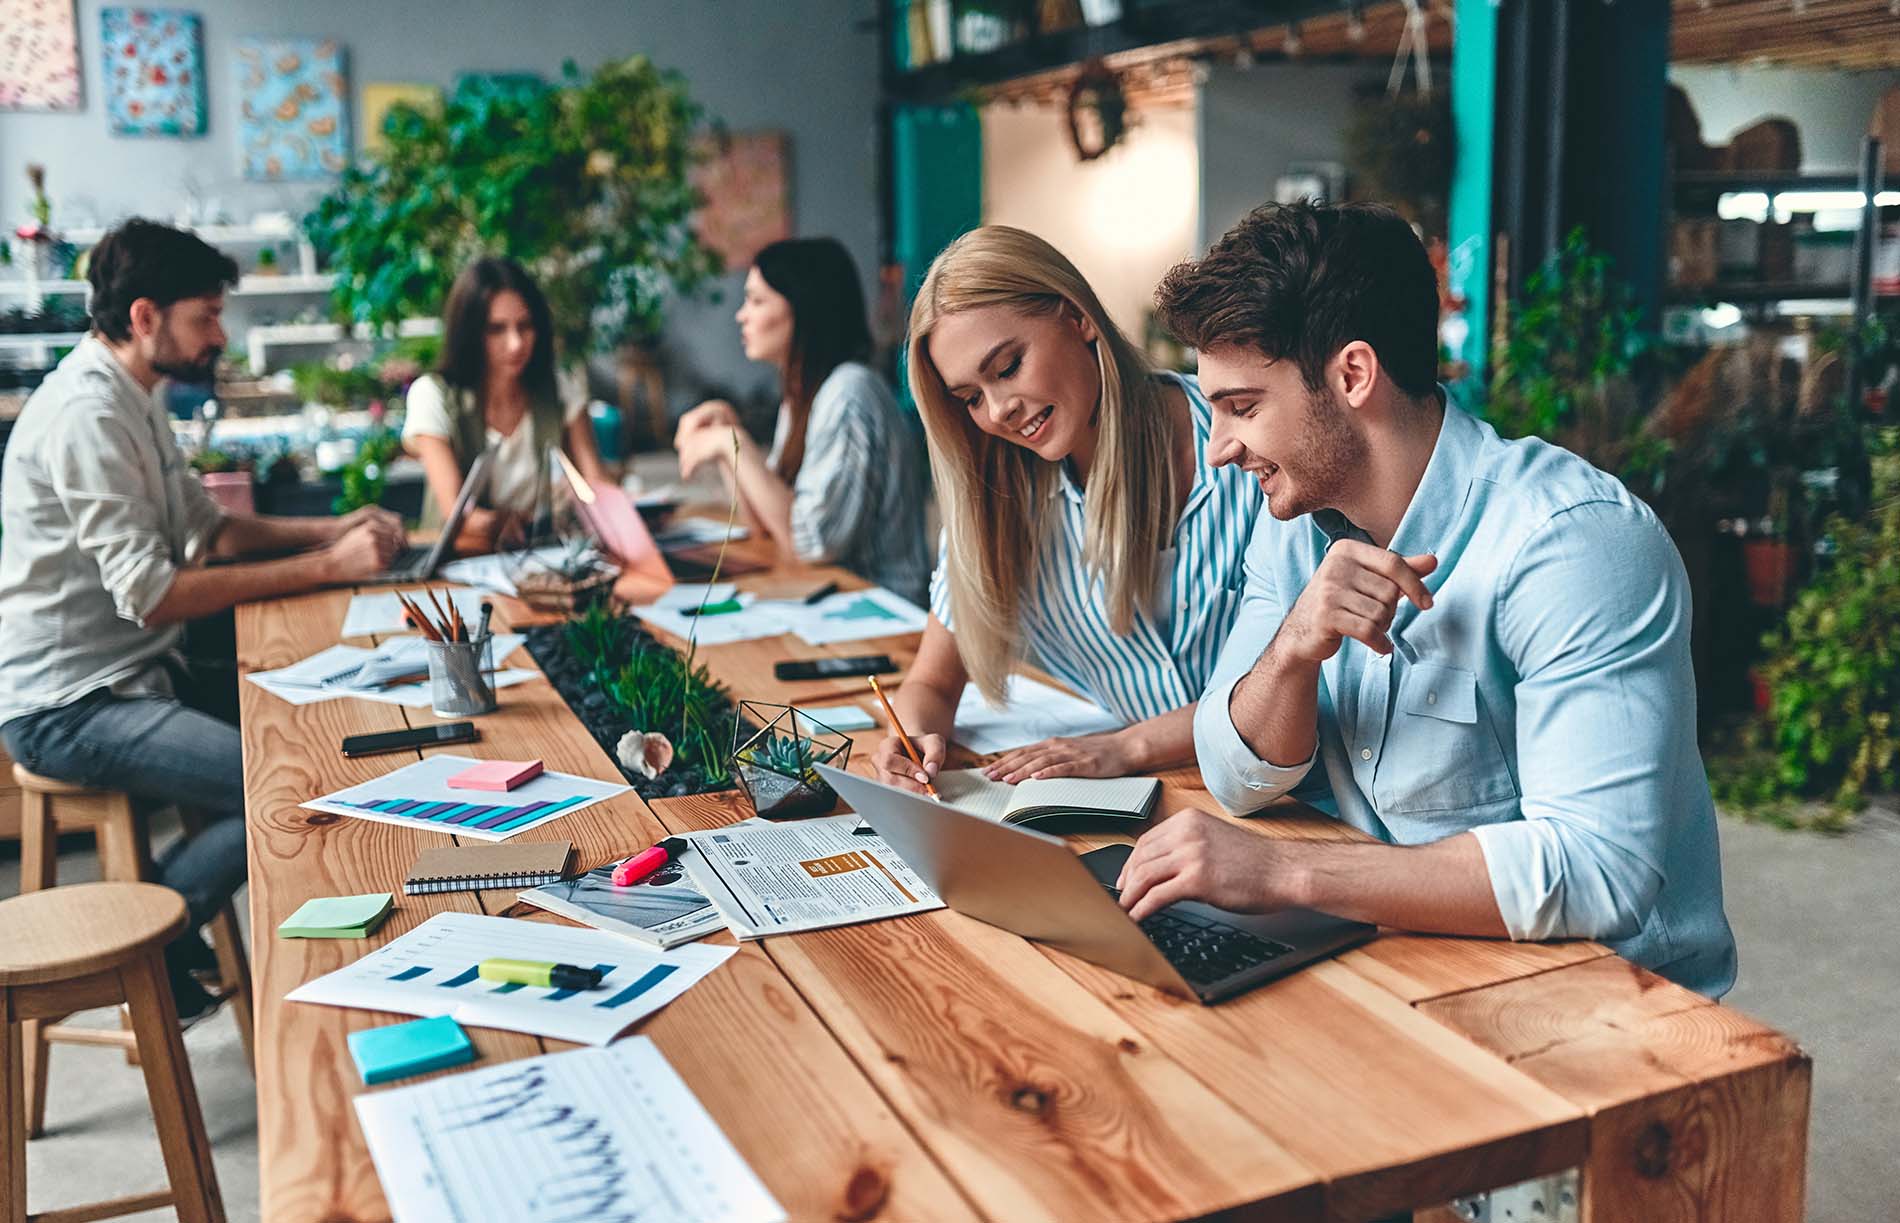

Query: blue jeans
[{"left": 3, "top": 662, "right": 247, "bottom": 933}]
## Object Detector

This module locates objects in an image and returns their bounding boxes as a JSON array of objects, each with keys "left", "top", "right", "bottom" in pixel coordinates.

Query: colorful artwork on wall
[
  {"left": 0, "top": 0, "right": 83, "bottom": 111},
  {"left": 99, "top": 8, "right": 205, "bottom": 136},
  {"left": 235, "top": 36, "right": 350, "bottom": 180},
  {"left": 360, "top": 82, "right": 440, "bottom": 155},
  {"left": 690, "top": 130, "right": 792, "bottom": 270}
]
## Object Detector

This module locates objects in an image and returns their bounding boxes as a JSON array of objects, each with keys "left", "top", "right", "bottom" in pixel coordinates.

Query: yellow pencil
[{"left": 867, "top": 675, "right": 939, "bottom": 800}]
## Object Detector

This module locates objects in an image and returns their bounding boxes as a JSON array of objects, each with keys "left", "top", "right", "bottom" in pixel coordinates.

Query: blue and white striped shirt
[{"left": 931, "top": 373, "right": 1262, "bottom": 725}]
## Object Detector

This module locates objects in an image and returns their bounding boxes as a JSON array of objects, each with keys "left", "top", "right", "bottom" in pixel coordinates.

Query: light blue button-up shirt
[{"left": 1194, "top": 402, "right": 1736, "bottom": 998}]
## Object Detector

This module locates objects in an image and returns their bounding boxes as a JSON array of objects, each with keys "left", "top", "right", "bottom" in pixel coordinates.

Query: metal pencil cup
[{"left": 426, "top": 635, "right": 497, "bottom": 717}]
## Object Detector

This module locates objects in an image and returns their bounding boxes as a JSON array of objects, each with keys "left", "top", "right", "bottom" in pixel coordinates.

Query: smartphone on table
[
  {"left": 341, "top": 721, "right": 479, "bottom": 758},
  {"left": 773, "top": 655, "right": 897, "bottom": 682}
]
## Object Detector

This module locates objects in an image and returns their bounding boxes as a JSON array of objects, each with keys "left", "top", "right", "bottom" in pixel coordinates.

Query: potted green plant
[
  {"left": 304, "top": 56, "right": 720, "bottom": 358},
  {"left": 730, "top": 703, "right": 851, "bottom": 820},
  {"left": 190, "top": 449, "right": 255, "bottom": 515},
  {"left": 291, "top": 360, "right": 383, "bottom": 411}
]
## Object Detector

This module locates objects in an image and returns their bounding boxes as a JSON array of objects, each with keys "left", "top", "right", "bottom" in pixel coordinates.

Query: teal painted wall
[{"left": 1448, "top": 0, "right": 1497, "bottom": 386}]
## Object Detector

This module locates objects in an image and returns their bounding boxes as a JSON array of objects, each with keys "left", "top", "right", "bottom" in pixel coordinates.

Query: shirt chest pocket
[{"left": 1375, "top": 661, "right": 1519, "bottom": 816}]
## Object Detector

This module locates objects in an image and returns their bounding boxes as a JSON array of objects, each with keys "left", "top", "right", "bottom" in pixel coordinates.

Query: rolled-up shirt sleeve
[
  {"left": 1193, "top": 516, "right": 1315, "bottom": 814},
  {"left": 47, "top": 403, "right": 191, "bottom": 627},
  {"left": 1469, "top": 502, "right": 1687, "bottom": 942}
]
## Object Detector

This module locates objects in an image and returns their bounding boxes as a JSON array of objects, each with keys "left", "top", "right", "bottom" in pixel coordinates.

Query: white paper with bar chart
[
  {"left": 287, "top": 912, "right": 734, "bottom": 1045},
  {"left": 302, "top": 754, "right": 629, "bottom": 842}
]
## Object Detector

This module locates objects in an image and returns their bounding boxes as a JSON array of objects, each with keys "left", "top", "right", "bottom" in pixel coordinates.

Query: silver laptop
[
  {"left": 367, "top": 449, "right": 493, "bottom": 584},
  {"left": 815, "top": 764, "right": 1375, "bottom": 1004}
]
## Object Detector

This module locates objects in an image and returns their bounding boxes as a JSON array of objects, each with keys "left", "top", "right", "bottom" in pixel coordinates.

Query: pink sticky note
[{"left": 446, "top": 760, "right": 544, "bottom": 791}]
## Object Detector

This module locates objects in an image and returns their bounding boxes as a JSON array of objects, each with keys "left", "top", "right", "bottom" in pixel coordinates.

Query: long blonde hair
[{"left": 908, "top": 226, "right": 1180, "bottom": 704}]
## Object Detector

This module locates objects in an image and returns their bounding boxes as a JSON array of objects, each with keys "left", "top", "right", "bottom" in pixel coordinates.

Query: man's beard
[{"left": 152, "top": 336, "right": 221, "bottom": 385}]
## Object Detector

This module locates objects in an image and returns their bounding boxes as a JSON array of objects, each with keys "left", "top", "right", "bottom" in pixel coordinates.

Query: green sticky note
[
  {"left": 348, "top": 1015, "right": 475, "bottom": 1084},
  {"left": 277, "top": 893, "right": 394, "bottom": 939}
]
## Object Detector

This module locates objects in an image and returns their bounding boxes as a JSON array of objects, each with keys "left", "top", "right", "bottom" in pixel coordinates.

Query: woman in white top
[
  {"left": 675, "top": 238, "right": 929, "bottom": 604},
  {"left": 869, "top": 226, "right": 1262, "bottom": 791},
  {"left": 403, "top": 257, "right": 607, "bottom": 553}
]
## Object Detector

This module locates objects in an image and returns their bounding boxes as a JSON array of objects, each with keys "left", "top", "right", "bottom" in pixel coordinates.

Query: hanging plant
[
  {"left": 1343, "top": 86, "right": 1453, "bottom": 237},
  {"left": 1066, "top": 59, "right": 1128, "bottom": 162}
]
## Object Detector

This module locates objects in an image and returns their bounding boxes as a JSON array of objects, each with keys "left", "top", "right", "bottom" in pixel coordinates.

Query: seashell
[{"left": 615, "top": 730, "right": 675, "bottom": 780}]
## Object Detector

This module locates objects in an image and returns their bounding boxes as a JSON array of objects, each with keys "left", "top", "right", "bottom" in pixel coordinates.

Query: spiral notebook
[{"left": 403, "top": 841, "right": 573, "bottom": 895}]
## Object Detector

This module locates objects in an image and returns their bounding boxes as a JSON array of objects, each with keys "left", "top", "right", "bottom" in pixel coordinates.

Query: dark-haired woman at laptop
[
  {"left": 674, "top": 237, "right": 929, "bottom": 605},
  {"left": 403, "top": 256, "right": 608, "bottom": 554}
]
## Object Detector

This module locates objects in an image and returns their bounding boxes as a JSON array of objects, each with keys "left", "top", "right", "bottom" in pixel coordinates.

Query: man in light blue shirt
[{"left": 1120, "top": 201, "right": 1735, "bottom": 998}]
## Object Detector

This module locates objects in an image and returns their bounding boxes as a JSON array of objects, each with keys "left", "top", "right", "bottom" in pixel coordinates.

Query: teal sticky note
[
  {"left": 277, "top": 893, "right": 394, "bottom": 938},
  {"left": 348, "top": 1015, "right": 476, "bottom": 1085}
]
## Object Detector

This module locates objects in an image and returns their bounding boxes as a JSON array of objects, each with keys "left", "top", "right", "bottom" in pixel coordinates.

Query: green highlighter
[
  {"left": 478, "top": 958, "right": 604, "bottom": 990},
  {"left": 277, "top": 893, "right": 394, "bottom": 939}
]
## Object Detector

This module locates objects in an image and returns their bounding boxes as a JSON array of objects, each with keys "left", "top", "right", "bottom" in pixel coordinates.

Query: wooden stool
[
  {"left": 1, "top": 882, "right": 227, "bottom": 1223},
  {"left": 12, "top": 765, "right": 254, "bottom": 1136}
]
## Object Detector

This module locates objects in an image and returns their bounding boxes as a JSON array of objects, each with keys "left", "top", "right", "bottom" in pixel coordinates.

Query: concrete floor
[{"left": 4, "top": 803, "right": 1895, "bottom": 1221}]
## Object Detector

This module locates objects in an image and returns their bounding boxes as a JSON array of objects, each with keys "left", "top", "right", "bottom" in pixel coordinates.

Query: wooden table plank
[
  {"left": 1417, "top": 957, "right": 1811, "bottom": 1222},
  {"left": 649, "top": 792, "right": 1323, "bottom": 1223}
]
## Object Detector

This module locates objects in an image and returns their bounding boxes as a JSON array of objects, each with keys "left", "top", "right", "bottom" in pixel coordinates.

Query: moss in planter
[{"left": 524, "top": 620, "right": 750, "bottom": 800}]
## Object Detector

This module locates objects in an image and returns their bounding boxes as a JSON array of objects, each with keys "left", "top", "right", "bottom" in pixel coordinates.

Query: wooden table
[{"left": 237, "top": 533, "right": 1810, "bottom": 1222}]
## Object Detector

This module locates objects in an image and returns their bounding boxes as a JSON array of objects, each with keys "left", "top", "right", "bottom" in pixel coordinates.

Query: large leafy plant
[
  {"left": 304, "top": 58, "right": 721, "bottom": 356},
  {"left": 1713, "top": 429, "right": 1899, "bottom": 825}
]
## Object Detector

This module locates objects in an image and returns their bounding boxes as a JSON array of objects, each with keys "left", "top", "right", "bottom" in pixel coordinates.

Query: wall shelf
[{"left": 245, "top": 318, "right": 440, "bottom": 375}]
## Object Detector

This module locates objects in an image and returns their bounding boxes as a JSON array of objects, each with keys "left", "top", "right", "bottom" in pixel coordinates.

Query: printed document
[
  {"left": 357, "top": 1038, "right": 784, "bottom": 1223},
  {"left": 684, "top": 815, "right": 942, "bottom": 939}
]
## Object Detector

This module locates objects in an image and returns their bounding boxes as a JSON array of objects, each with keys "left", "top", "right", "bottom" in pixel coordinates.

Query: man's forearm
[
  {"left": 1287, "top": 833, "right": 1508, "bottom": 937},
  {"left": 210, "top": 513, "right": 336, "bottom": 558},
  {"left": 1228, "top": 638, "right": 1322, "bottom": 767},
  {"left": 145, "top": 550, "right": 339, "bottom": 625}
]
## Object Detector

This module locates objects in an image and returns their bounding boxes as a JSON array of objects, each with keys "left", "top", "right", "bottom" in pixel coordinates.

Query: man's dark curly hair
[
  {"left": 1154, "top": 201, "right": 1441, "bottom": 399},
  {"left": 87, "top": 218, "right": 239, "bottom": 341}
]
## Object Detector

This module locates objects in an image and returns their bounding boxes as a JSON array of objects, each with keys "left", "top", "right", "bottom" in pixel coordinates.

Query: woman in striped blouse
[
  {"left": 675, "top": 238, "right": 930, "bottom": 604},
  {"left": 873, "top": 226, "right": 1262, "bottom": 790}
]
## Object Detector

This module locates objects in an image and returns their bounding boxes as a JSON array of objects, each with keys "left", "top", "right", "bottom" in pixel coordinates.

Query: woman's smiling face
[{"left": 925, "top": 302, "right": 1103, "bottom": 462}]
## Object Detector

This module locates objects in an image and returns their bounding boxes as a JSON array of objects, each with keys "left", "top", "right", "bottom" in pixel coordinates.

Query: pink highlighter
[{"left": 611, "top": 837, "right": 688, "bottom": 887}]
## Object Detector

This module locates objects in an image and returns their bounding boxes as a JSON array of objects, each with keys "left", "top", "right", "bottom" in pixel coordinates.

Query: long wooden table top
[{"left": 238, "top": 528, "right": 1809, "bottom": 1222}]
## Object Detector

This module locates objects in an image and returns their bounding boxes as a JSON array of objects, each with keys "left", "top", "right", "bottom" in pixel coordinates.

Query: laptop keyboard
[
  {"left": 1102, "top": 884, "right": 1294, "bottom": 986},
  {"left": 387, "top": 544, "right": 429, "bottom": 576}
]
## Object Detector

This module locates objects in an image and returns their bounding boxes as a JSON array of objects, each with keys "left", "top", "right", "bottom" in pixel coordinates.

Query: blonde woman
[{"left": 871, "top": 226, "right": 1262, "bottom": 790}]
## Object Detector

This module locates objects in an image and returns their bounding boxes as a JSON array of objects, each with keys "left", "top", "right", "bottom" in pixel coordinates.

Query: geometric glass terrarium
[{"left": 729, "top": 701, "right": 852, "bottom": 820}]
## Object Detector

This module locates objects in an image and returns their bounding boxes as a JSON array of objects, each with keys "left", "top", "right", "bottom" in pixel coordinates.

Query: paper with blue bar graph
[
  {"left": 302, "top": 754, "right": 629, "bottom": 842},
  {"left": 287, "top": 912, "right": 734, "bottom": 1045}
]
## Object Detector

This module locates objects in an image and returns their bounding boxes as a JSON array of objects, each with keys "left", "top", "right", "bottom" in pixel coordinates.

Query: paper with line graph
[
  {"left": 302, "top": 754, "right": 628, "bottom": 842},
  {"left": 355, "top": 1039, "right": 785, "bottom": 1223},
  {"left": 288, "top": 912, "right": 733, "bottom": 1045}
]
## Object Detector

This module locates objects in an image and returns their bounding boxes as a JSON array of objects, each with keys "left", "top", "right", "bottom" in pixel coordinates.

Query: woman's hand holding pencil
[{"left": 867, "top": 676, "right": 944, "bottom": 799}]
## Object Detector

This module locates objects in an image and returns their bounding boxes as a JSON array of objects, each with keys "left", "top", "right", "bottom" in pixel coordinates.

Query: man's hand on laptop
[
  {"left": 871, "top": 732, "right": 946, "bottom": 794},
  {"left": 1115, "top": 809, "right": 1295, "bottom": 922},
  {"left": 323, "top": 517, "right": 404, "bottom": 582},
  {"left": 328, "top": 504, "right": 405, "bottom": 546}
]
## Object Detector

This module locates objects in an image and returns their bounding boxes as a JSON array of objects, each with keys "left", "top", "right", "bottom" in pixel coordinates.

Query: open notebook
[{"left": 932, "top": 768, "right": 1159, "bottom": 827}]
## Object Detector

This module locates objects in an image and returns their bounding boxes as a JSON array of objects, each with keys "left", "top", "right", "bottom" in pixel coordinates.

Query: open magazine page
[
  {"left": 518, "top": 862, "right": 725, "bottom": 949},
  {"left": 683, "top": 815, "right": 943, "bottom": 940}
]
